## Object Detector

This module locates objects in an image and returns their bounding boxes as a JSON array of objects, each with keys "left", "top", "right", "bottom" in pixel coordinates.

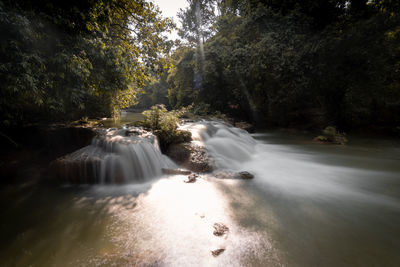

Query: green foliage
[
  {"left": 177, "top": 0, "right": 217, "bottom": 46},
  {"left": 323, "top": 126, "right": 337, "bottom": 137},
  {"left": 2, "top": 0, "right": 399, "bottom": 134},
  {"left": 0, "top": 0, "right": 174, "bottom": 126},
  {"left": 142, "top": 104, "right": 192, "bottom": 151},
  {"left": 314, "top": 135, "right": 329, "bottom": 142},
  {"left": 142, "top": 104, "right": 177, "bottom": 131},
  {"left": 135, "top": 70, "right": 170, "bottom": 109},
  {"left": 314, "top": 126, "right": 348, "bottom": 144},
  {"left": 164, "top": 0, "right": 400, "bottom": 132}
]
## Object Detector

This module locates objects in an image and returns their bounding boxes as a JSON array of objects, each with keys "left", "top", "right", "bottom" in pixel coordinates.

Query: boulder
[
  {"left": 48, "top": 150, "right": 101, "bottom": 183},
  {"left": 238, "top": 171, "right": 254, "bottom": 179},
  {"left": 165, "top": 143, "right": 191, "bottom": 163},
  {"left": 211, "top": 248, "right": 225, "bottom": 257},
  {"left": 214, "top": 170, "right": 255, "bottom": 180},
  {"left": 234, "top": 121, "right": 255, "bottom": 133},
  {"left": 184, "top": 173, "right": 198, "bottom": 183},
  {"left": 313, "top": 126, "right": 348, "bottom": 145},
  {"left": 213, "top": 223, "right": 229, "bottom": 237},
  {"left": 166, "top": 143, "right": 213, "bottom": 173}
]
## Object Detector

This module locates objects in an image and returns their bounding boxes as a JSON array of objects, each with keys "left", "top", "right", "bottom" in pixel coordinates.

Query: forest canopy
[
  {"left": 159, "top": 0, "right": 400, "bottom": 132},
  {"left": 0, "top": 0, "right": 173, "bottom": 125},
  {"left": 1, "top": 0, "right": 400, "bottom": 133}
]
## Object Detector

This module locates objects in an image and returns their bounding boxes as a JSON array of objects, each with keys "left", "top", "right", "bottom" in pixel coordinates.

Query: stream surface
[{"left": 0, "top": 119, "right": 399, "bottom": 267}]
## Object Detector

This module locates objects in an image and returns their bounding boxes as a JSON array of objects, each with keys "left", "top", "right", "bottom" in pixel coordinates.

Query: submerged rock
[
  {"left": 213, "top": 171, "right": 255, "bottom": 180},
  {"left": 211, "top": 248, "right": 225, "bottom": 257},
  {"left": 162, "top": 168, "right": 192, "bottom": 175},
  {"left": 213, "top": 223, "right": 229, "bottom": 237},
  {"left": 184, "top": 173, "right": 198, "bottom": 183},
  {"left": 166, "top": 143, "right": 213, "bottom": 173},
  {"left": 238, "top": 171, "right": 254, "bottom": 179}
]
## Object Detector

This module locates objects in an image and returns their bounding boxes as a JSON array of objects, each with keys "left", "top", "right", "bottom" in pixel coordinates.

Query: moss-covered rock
[{"left": 313, "top": 126, "right": 348, "bottom": 145}]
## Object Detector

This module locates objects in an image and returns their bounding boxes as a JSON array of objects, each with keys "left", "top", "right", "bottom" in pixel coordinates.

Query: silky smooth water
[
  {"left": 0, "top": 121, "right": 399, "bottom": 266},
  {"left": 101, "top": 111, "right": 144, "bottom": 128},
  {"left": 58, "top": 127, "right": 176, "bottom": 183}
]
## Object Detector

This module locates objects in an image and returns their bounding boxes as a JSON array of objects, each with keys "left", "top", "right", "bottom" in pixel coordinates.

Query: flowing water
[
  {"left": 0, "top": 120, "right": 399, "bottom": 266},
  {"left": 56, "top": 127, "right": 176, "bottom": 183},
  {"left": 101, "top": 111, "right": 145, "bottom": 128}
]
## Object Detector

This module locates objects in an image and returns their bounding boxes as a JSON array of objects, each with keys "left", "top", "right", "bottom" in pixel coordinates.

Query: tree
[
  {"left": 165, "top": 0, "right": 400, "bottom": 132},
  {"left": 177, "top": 0, "right": 217, "bottom": 46},
  {"left": 0, "top": 0, "right": 174, "bottom": 126}
]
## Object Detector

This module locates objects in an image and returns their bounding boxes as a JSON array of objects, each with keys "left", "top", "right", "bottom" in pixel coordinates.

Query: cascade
[
  {"left": 180, "top": 120, "right": 257, "bottom": 170},
  {"left": 53, "top": 127, "right": 176, "bottom": 183}
]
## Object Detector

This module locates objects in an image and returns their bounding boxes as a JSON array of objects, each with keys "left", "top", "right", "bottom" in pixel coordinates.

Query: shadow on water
[{"left": 0, "top": 180, "right": 154, "bottom": 266}]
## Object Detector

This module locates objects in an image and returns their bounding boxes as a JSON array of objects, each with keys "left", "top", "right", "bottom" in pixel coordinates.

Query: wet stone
[
  {"left": 213, "top": 223, "right": 229, "bottom": 237},
  {"left": 238, "top": 171, "right": 254, "bottom": 179},
  {"left": 166, "top": 143, "right": 213, "bottom": 173},
  {"left": 214, "top": 171, "right": 255, "bottom": 180},
  {"left": 184, "top": 173, "right": 198, "bottom": 183},
  {"left": 211, "top": 248, "right": 225, "bottom": 257}
]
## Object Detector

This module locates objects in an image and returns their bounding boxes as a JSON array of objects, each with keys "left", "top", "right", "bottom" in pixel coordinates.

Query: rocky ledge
[
  {"left": 166, "top": 143, "right": 213, "bottom": 173},
  {"left": 234, "top": 121, "right": 255, "bottom": 133},
  {"left": 213, "top": 170, "right": 254, "bottom": 180}
]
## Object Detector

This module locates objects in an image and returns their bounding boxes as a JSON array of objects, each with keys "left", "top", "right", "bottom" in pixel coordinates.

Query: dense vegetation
[
  {"left": 141, "top": 104, "right": 192, "bottom": 152},
  {"left": 145, "top": 0, "right": 400, "bottom": 133},
  {"left": 1, "top": 0, "right": 400, "bottom": 134},
  {"left": 0, "top": 0, "right": 173, "bottom": 125}
]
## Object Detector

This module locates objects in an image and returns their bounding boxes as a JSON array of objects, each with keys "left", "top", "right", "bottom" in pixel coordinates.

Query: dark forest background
[{"left": 1, "top": 0, "right": 400, "bottom": 133}]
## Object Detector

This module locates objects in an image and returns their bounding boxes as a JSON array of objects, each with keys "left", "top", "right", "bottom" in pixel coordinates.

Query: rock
[
  {"left": 48, "top": 151, "right": 101, "bottom": 183},
  {"left": 313, "top": 126, "right": 348, "bottom": 145},
  {"left": 195, "top": 212, "right": 205, "bottom": 218},
  {"left": 166, "top": 143, "right": 191, "bottom": 163},
  {"left": 214, "top": 171, "right": 255, "bottom": 180},
  {"left": 313, "top": 135, "right": 329, "bottom": 142},
  {"left": 234, "top": 121, "right": 255, "bottom": 133},
  {"left": 213, "top": 223, "right": 229, "bottom": 237},
  {"left": 211, "top": 248, "right": 225, "bottom": 257},
  {"left": 332, "top": 134, "right": 348, "bottom": 145},
  {"left": 166, "top": 143, "right": 213, "bottom": 173},
  {"left": 48, "top": 146, "right": 103, "bottom": 183},
  {"left": 162, "top": 168, "right": 192, "bottom": 175},
  {"left": 238, "top": 171, "right": 254, "bottom": 179},
  {"left": 213, "top": 171, "right": 233, "bottom": 179},
  {"left": 184, "top": 173, "right": 198, "bottom": 183}
]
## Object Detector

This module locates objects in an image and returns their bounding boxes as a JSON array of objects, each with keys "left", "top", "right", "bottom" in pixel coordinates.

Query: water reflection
[
  {"left": 82, "top": 176, "right": 277, "bottom": 266},
  {"left": 0, "top": 126, "right": 399, "bottom": 266},
  {"left": 0, "top": 176, "right": 279, "bottom": 266}
]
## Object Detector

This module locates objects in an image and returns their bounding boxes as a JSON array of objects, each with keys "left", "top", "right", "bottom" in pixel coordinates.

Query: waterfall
[
  {"left": 54, "top": 127, "right": 176, "bottom": 183},
  {"left": 54, "top": 120, "right": 257, "bottom": 184},
  {"left": 180, "top": 120, "right": 257, "bottom": 170}
]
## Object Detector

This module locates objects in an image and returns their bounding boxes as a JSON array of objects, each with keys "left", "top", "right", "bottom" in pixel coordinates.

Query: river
[{"left": 0, "top": 119, "right": 399, "bottom": 266}]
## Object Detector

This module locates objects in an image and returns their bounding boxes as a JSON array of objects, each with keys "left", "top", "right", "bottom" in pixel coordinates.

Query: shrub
[
  {"left": 142, "top": 105, "right": 192, "bottom": 151},
  {"left": 313, "top": 126, "right": 348, "bottom": 145}
]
